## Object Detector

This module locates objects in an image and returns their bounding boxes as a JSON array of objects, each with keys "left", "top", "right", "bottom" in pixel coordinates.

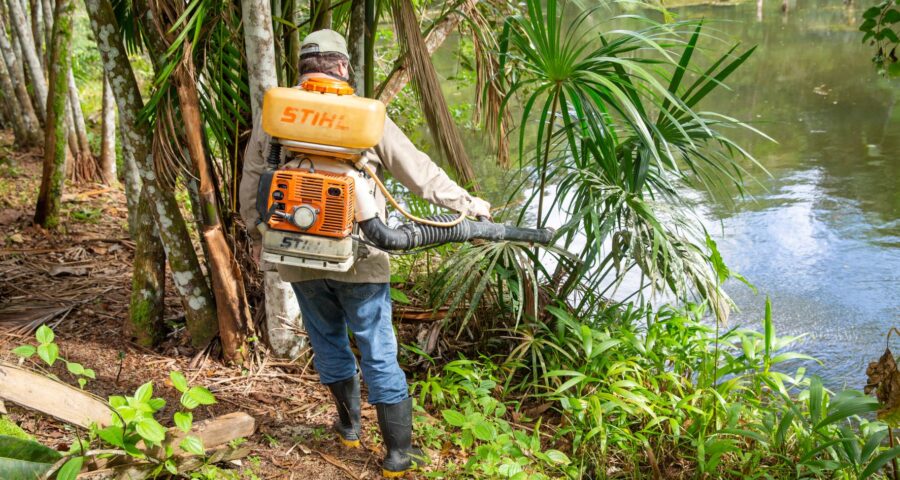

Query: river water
[
  {"left": 430, "top": 0, "right": 899, "bottom": 389},
  {"left": 673, "top": 0, "right": 900, "bottom": 389}
]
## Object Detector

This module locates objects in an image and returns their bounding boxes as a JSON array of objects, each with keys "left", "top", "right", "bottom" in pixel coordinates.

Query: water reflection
[
  {"left": 428, "top": 0, "right": 899, "bottom": 389},
  {"left": 676, "top": 0, "right": 900, "bottom": 389}
]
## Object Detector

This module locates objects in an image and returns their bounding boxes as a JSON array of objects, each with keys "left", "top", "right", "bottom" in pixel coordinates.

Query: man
[{"left": 239, "top": 29, "right": 491, "bottom": 477}]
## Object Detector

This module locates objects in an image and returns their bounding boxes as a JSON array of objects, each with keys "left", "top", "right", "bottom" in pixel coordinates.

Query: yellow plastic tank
[{"left": 262, "top": 83, "right": 386, "bottom": 150}]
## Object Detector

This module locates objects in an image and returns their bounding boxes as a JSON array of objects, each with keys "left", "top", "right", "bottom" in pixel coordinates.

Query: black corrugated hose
[{"left": 358, "top": 214, "right": 554, "bottom": 251}]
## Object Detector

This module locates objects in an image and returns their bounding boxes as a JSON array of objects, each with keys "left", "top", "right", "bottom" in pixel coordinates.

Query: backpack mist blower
[{"left": 256, "top": 78, "right": 554, "bottom": 272}]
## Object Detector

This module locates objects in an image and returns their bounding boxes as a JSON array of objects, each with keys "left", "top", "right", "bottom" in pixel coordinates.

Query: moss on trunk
[
  {"left": 84, "top": 0, "right": 218, "bottom": 347},
  {"left": 34, "top": 0, "right": 73, "bottom": 228}
]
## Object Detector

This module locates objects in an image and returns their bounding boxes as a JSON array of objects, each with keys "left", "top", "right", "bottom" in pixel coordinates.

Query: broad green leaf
[
  {"left": 35, "top": 325, "right": 54, "bottom": 344},
  {"left": 135, "top": 417, "right": 166, "bottom": 445},
  {"left": 0, "top": 435, "right": 62, "bottom": 479},
  {"left": 97, "top": 426, "right": 125, "bottom": 447},
  {"left": 860, "top": 445, "right": 900, "bottom": 479},
  {"left": 471, "top": 420, "right": 496, "bottom": 441},
  {"left": 174, "top": 412, "right": 193, "bottom": 433},
  {"left": 441, "top": 410, "right": 466, "bottom": 427},
  {"left": 179, "top": 435, "right": 205, "bottom": 456},
  {"left": 390, "top": 288, "right": 411, "bottom": 304},
  {"left": 164, "top": 459, "right": 177, "bottom": 474},
  {"left": 147, "top": 398, "right": 166, "bottom": 412},
  {"left": 11, "top": 345, "right": 35, "bottom": 358},
  {"left": 66, "top": 362, "right": 84, "bottom": 375},
  {"left": 82, "top": 369, "right": 96, "bottom": 379},
  {"left": 545, "top": 449, "right": 570, "bottom": 465},
  {"left": 56, "top": 456, "right": 84, "bottom": 480},
  {"left": 815, "top": 394, "right": 879, "bottom": 430},
  {"left": 170, "top": 371, "right": 189, "bottom": 393},
  {"left": 134, "top": 382, "right": 153, "bottom": 403},
  {"left": 180, "top": 391, "right": 200, "bottom": 410},
  {"left": 187, "top": 387, "right": 216, "bottom": 406},
  {"left": 36, "top": 343, "right": 58, "bottom": 366}
]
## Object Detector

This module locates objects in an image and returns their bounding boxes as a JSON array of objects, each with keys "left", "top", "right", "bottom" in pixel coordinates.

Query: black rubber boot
[
  {"left": 375, "top": 397, "right": 426, "bottom": 478},
  {"left": 326, "top": 374, "right": 362, "bottom": 447}
]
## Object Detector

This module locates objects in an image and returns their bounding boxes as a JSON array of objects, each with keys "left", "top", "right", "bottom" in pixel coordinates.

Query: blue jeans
[{"left": 291, "top": 280, "right": 409, "bottom": 405}]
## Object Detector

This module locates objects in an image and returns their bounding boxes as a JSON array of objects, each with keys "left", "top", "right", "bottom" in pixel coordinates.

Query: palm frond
[{"left": 391, "top": 0, "right": 478, "bottom": 189}]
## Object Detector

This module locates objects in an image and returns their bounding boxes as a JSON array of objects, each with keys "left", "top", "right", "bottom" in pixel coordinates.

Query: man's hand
[{"left": 467, "top": 197, "right": 492, "bottom": 221}]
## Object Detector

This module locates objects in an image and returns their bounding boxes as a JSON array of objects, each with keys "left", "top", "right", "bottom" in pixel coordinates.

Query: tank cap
[{"left": 300, "top": 77, "right": 355, "bottom": 95}]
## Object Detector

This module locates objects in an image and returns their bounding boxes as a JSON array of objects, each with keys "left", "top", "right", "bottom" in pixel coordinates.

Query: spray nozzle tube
[{"left": 358, "top": 214, "right": 554, "bottom": 251}]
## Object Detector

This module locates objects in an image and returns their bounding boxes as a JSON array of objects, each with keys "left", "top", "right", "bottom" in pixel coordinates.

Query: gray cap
[{"left": 300, "top": 29, "right": 349, "bottom": 58}]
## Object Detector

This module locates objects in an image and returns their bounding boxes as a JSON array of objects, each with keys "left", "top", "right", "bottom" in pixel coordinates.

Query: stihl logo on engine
[{"left": 280, "top": 107, "right": 350, "bottom": 131}]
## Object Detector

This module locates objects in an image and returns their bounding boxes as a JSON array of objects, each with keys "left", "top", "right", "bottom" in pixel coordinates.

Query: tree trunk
[
  {"left": 119, "top": 119, "right": 141, "bottom": 239},
  {"left": 29, "top": 0, "right": 42, "bottom": 72},
  {"left": 99, "top": 74, "right": 116, "bottom": 184},
  {"left": 34, "top": 0, "right": 72, "bottom": 228},
  {"left": 0, "top": 48, "right": 30, "bottom": 144},
  {"left": 41, "top": 0, "right": 51, "bottom": 54},
  {"left": 84, "top": 0, "right": 219, "bottom": 348},
  {"left": 284, "top": 0, "right": 299, "bottom": 86},
  {"left": 119, "top": 115, "right": 166, "bottom": 345},
  {"left": 348, "top": 0, "right": 365, "bottom": 93},
  {"left": 172, "top": 47, "right": 254, "bottom": 365},
  {"left": 6, "top": 0, "right": 48, "bottom": 121},
  {"left": 310, "top": 0, "right": 331, "bottom": 30},
  {"left": 272, "top": 0, "right": 283, "bottom": 86},
  {"left": 67, "top": 68, "right": 97, "bottom": 181},
  {"left": 0, "top": 9, "right": 42, "bottom": 144},
  {"left": 240, "top": 0, "right": 305, "bottom": 356},
  {"left": 127, "top": 193, "right": 167, "bottom": 346}
]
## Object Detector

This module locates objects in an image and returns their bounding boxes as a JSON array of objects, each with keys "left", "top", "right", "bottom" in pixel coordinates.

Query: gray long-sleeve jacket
[{"left": 239, "top": 116, "right": 485, "bottom": 284}]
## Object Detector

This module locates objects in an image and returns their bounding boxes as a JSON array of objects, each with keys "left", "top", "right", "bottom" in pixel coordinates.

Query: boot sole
[
  {"left": 382, "top": 468, "right": 407, "bottom": 478},
  {"left": 339, "top": 437, "right": 361, "bottom": 448}
]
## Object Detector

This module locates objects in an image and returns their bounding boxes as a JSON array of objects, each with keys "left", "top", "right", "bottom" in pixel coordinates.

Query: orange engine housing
[{"left": 266, "top": 168, "right": 355, "bottom": 238}]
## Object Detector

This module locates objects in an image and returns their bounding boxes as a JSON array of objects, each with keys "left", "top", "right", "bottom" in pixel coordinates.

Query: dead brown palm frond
[
  {"left": 391, "top": 0, "right": 478, "bottom": 190},
  {"left": 0, "top": 302, "right": 76, "bottom": 336},
  {"left": 466, "top": 1, "right": 512, "bottom": 168},
  {"left": 151, "top": 95, "right": 193, "bottom": 187}
]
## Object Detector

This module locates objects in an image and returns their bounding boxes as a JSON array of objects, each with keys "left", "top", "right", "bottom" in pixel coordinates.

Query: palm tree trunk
[
  {"left": 29, "top": 0, "right": 42, "bottom": 72},
  {"left": 41, "top": 0, "right": 51, "bottom": 53},
  {"left": 348, "top": 0, "right": 365, "bottom": 93},
  {"left": 240, "top": 0, "right": 305, "bottom": 357},
  {"left": 119, "top": 119, "right": 141, "bottom": 239},
  {"left": 127, "top": 193, "right": 167, "bottom": 345},
  {"left": 119, "top": 116, "right": 166, "bottom": 345},
  {"left": 173, "top": 51, "right": 254, "bottom": 364},
  {"left": 310, "top": 0, "right": 331, "bottom": 30},
  {"left": 0, "top": 8, "right": 42, "bottom": 144},
  {"left": 6, "top": 0, "right": 47, "bottom": 121},
  {"left": 34, "top": 0, "right": 72, "bottom": 229},
  {"left": 67, "top": 68, "right": 97, "bottom": 181},
  {"left": 83, "top": 0, "right": 219, "bottom": 348},
  {"left": 0, "top": 49, "right": 30, "bottom": 145},
  {"left": 284, "top": 0, "right": 299, "bottom": 86},
  {"left": 99, "top": 74, "right": 116, "bottom": 184}
]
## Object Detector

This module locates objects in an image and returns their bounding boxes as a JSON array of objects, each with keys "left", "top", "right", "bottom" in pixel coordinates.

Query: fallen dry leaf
[{"left": 865, "top": 348, "right": 900, "bottom": 425}]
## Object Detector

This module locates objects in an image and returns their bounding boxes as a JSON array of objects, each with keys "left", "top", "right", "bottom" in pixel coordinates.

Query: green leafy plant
[
  {"left": 91, "top": 371, "right": 216, "bottom": 475},
  {"left": 413, "top": 359, "right": 572, "bottom": 479},
  {"left": 13, "top": 324, "right": 96, "bottom": 388},
  {"left": 861, "top": 0, "right": 900, "bottom": 75}
]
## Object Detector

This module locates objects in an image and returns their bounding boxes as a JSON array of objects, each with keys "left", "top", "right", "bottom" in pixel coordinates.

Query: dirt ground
[{"left": 0, "top": 136, "right": 433, "bottom": 479}]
